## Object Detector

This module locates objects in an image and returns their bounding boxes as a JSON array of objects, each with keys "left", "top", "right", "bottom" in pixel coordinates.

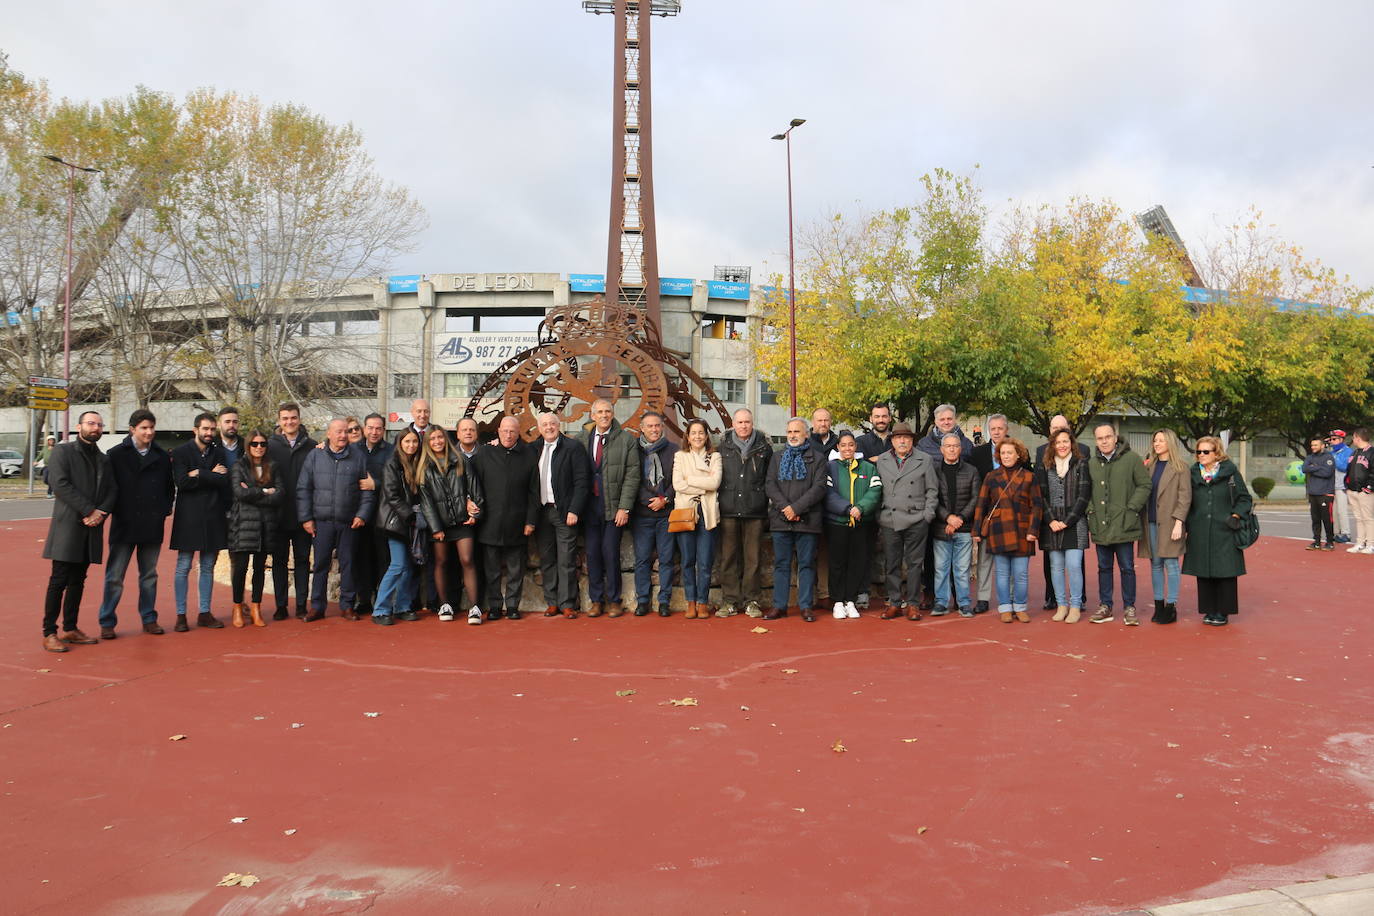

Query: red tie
[{"left": 594, "top": 434, "right": 604, "bottom": 468}]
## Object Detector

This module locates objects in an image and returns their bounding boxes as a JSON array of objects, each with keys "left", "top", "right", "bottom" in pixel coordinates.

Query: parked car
[{"left": 0, "top": 449, "right": 25, "bottom": 478}]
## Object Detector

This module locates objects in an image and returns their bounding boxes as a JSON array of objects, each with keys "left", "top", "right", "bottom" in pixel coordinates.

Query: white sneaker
[
  {"left": 844, "top": 602, "right": 860, "bottom": 618},
  {"left": 1348, "top": 544, "right": 1364, "bottom": 553},
  {"left": 467, "top": 606, "right": 482, "bottom": 625},
  {"left": 832, "top": 602, "right": 846, "bottom": 619},
  {"left": 437, "top": 604, "right": 455, "bottom": 621},
  {"left": 1362, "top": 545, "right": 1374, "bottom": 554}
]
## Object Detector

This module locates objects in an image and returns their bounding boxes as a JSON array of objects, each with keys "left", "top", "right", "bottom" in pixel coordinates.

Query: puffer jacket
[
  {"left": 296, "top": 442, "right": 376, "bottom": 526},
  {"left": 418, "top": 455, "right": 486, "bottom": 534},
  {"left": 576, "top": 418, "right": 641, "bottom": 518},
  {"left": 718, "top": 430, "right": 773, "bottom": 518},
  {"left": 228, "top": 459, "right": 282, "bottom": 554},
  {"left": 932, "top": 459, "right": 980, "bottom": 540},
  {"left": 377, "top": 452, "right": 419, "bottom": 539},
  {"left": 824, "top": 457, "right": 883, "bottom": 525}
]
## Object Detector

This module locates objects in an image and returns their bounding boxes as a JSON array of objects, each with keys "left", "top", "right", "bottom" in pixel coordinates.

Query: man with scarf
[
  {"left": 717, "top": 408, "right": 774, "bottom": 618},
  {"left": 630, "top": 411, "right": 678, "bottom": 616},
  {"left": 764, "top": 417, "right": 828, "bottom": 621}
]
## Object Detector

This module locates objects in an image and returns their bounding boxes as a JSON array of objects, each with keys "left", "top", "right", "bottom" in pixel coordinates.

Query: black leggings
[
  {"left": 432, "top": 533, "right": 478, "bottom": 609},
  {"left": 230, "top": 551, "right": 269, "bottom": 603},
  {"left": 1195, "top": 576, "right": 1239, "bottom": 616}
]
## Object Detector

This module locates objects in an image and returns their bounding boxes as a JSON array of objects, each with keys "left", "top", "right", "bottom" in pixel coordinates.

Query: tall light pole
[
  {"left": 771, "top": 118, "right": 805, "bottom": 413},
  {"left": 43, "top": 155, "right": 101, "bottom": 439}
]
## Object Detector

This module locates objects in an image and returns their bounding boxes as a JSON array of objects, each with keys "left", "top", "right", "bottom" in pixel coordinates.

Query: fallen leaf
[
  {"left": 37, "top": 668, "right": 51, "bottom": 673},
  {"left": 103, "top": 825, "right": 114, "bottom": 830},
  {"left": 283, "top": 829, "right": 297, "bottom": 836},
  {"left": 917, "top": 826, "right": 929, "bottom": 835},
  {"left": 739, "top": 705, "right": 750, "bottom": 711},
  {"left": 168, "top": 734, "right": 188, "bottom": 741},
  {"left": 615, "top": 689, "right": 636, "bottom": 697},
  {"left": 750, "top": 626, "right": 769, "bottom": 634},
  {"left": 901, "top": 738, "right": 919, "bottom": 743},
  {"left": 216, "top": 872, "right": 261, "bottom": 887},
  {"left": 252, "top": 716, "right": 265, "bottom": 721},
  {"left": 1066, "top": 653, "right": 1086, "bottom": 660},
  {"left": 832, "top": 739, "right": 847, "bottom": 754},
  {"left": 290, "top": 723, "right": 304, "bottom": 728},
  {"left": 1166, "top": 742, "right": 1181, "bottom": 748},
  {"left": 793, "top": 807, "right": 806, "bottom": 813},
  {"left": 239, "top": 875, "right": 260, "bottom": 887},
  {"left": 230, "top": 817, "right": 248, "bottom": 824},
  {"left": 781, "top": 668, "right": 799, "bottom": 674},
  {"left": 666, "top": 697, "right": 698, "bottom": 707},
  {"left": 363, "top": 712, "right": 380, "bottom": 718}
]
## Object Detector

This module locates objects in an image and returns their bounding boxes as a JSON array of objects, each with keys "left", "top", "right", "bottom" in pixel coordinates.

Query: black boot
[
  {"left": 1158, "top": 602, "right": 1177, "bottom": 624},
  {"left": 1150, "top": 599, "right": 1166, "bottom": 623}
]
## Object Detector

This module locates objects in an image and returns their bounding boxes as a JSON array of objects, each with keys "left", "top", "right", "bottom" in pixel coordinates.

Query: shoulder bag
[
  {"left": 668, "top": 499, "right": 699, "bottom": 533},
  {"left": 1227, "top": 476, "right": 1260, "bottom": 550}
]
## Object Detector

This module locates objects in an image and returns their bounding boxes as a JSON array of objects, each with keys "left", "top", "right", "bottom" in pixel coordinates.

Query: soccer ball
[{"left": 1284, "top": 460, "right": 1305, "bottom": 485}]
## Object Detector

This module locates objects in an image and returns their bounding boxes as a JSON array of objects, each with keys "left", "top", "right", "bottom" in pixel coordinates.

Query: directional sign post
[
  {"left": 29, "top": 386, "right": 67, "bottom": 400},
  {"left": 28, "top": 376, "right": 68, "bottom": 388},
  {"left": 27, "top": 376, "right": 68, "bottom": 413}
]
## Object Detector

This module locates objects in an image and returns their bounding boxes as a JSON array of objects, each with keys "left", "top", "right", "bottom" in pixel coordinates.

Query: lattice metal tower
[{"left": 583, "top": 0, "right": 680, "bottom": 329}]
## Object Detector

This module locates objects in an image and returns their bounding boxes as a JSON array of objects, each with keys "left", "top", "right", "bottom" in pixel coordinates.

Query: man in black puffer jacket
[
  {"left": 717, "top": 408, "right": 773, "bottom": 617},
  {"left": 297, "top": 418, "right": 375, "bottom": 621}
]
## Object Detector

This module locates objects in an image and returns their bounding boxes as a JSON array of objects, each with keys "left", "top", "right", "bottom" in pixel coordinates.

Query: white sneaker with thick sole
[
  {"left": 844, "top": 602, "right": 860, "bottom": 618},
  {"left": 1362, "top": 546, "right": 1374, "bottom": 554},
  {"left": 1348, "top": 544, "right": 1364, "bottom": 553},
  {"left": 437, "top": 604, "right": 455, "bottom": 621},
  {"left": 467, "top": 606, "right": 482, "bottom": 625},
  {"left": 832, "top": 602, "right": 846, "bottom": 619}
]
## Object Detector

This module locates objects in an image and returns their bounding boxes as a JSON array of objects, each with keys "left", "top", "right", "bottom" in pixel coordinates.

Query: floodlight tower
[{"left": 583, "top": 0, "right": 680, "bottom": 331}]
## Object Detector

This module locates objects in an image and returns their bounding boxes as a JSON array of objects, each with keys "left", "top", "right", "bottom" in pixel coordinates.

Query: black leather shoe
[
  {"left": 100, "top": 627, "right": 117, "bottom": 640},
  {"left": 372, "top": 614, "right": 393, "bottom": 626},
  {"left": 174, "top": 615, "right": 189, "bottom": 632},
  {"left": 801, "top": 609, "right": 817, "bottom": 622},
  {"left": 295, "top": 605, "right": 308, "bottom": 621},
  {"left": 197, "top": 612, "right": 225, "bottom": 629},
  {"left": 657, "top": 606, "right": 670, "bottom": 617},
  {"left": 974, "top": 601, "right": 989, "bottom": 614},
  {"left": 305, "top": 610, "right": 325, "bottom": 622},
  {"left": 397, "top": 611, "right": 419, "bottom": 621},
  {"left": 633, "top": 604, "right": 650, "bottom": 616},
  {"left": 273, "top": 607, "right": 289, "bottom": 621},
  {"left": 762, "top": 608, "right": 787, "bottom": 620},
  {"left": 486, "top": 610, "right": 502, "bottom": 621},
  {"left": 505, "top": 608, "right": 522, "bottom": 620}
]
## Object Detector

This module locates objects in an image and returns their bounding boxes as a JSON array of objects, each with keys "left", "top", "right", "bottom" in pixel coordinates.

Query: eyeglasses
[
  {"left": 347, "top": 426, "right": 361, "bottom": 433},
  {"left": 249, "top": 441, "right": 268, "bottom": 448},
  {"left": 1195, "top": 448, "right": 1214, "bottom": 455}
]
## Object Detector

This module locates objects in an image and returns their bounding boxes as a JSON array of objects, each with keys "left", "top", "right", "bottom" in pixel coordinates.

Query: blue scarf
[{"left": 779, "top": 444, "right": 809, "bottom": 481}]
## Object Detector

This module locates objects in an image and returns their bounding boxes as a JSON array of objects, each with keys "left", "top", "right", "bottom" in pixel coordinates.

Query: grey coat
[
  {"left": 43, "top": 439, "right": 116, "bottom": 564},
  {"left": 874, "top": 449, "right": 939, "bottom": 531}
]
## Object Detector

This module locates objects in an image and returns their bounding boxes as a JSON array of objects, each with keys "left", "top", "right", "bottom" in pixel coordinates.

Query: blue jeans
[
  {"left": 632, "top": 513, "right": 675, "bottom": 608},
  {"left": 311, "top": 520, "right": 356, "bottom": 612},
  {"left": 993, "top": 554, "right": 1029, "bottom": 613},
  {"left": 678, "top": 522, "right": 715, "bottom": 603},
  {"left": 1048, "top": 548, "right": 1085, "bottom": 610},
  {"left": 99, "top": 541, "right": 161, "bottom": 627},
  {"left": 772, "top": 530, "right": 817, "bottom": 611},
  {"left": 933, "top": 533, "right": 972, "bottom": 609},
  {"left": 374, "top": 536, "right": 414, "bottom": 616},
  {"left": 175, "top": 549, "right": 219, "bottom": 616},
  {"left": 1148, "top": 522, "right": 1180, "bottom": 604},
  {"left": 1095, "top": 542, "right": 1136, "bottom": 609}
]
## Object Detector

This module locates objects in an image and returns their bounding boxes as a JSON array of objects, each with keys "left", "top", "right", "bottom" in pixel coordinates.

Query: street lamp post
[
  {"left": 771, "top": 118, "right": 805, "bottom": 413},
  {"left": 42, "top": 155, "right": 101, "bottom": 439}
]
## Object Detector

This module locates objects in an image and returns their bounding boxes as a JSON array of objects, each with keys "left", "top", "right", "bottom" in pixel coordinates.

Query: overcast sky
[{"left": 7, "top": 0, "right": 1373, "bottom": 289}]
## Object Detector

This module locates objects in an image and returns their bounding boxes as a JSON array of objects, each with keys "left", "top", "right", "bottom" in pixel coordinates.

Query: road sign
[
  {"left": 28, "top": 376, "right": 68, "bottom": 388},
  {"left": 28, "top": 385, "right": 68, "bottom": 400},
  {"left": 28, "top": 398, "right": 68, "bottom": 411}
]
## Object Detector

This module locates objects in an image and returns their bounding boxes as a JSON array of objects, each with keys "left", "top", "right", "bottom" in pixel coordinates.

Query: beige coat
[
  {"left": 1138, "top": 459, "right": 1191, "bottom": 560},
  {"left": 673, "top": 448, "right": 723, "bottom": 531}
]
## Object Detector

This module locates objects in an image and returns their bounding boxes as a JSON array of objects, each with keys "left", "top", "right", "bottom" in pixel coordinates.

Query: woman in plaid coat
[{"left": 972, "top": 438, "right": 1043, "bottom": 623}]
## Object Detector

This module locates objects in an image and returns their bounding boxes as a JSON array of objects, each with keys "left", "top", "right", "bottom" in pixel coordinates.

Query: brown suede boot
[
  {"left": 684, "top": 602, "right": 697, "bottom": 619},
  {"left": 231, "top": 603, "right": 246, "bottom": 628},
  {"left": 249, "top": 602, "right": 266, "bottom": 627}
]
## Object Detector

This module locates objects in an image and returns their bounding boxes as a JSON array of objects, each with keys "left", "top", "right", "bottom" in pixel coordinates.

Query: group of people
[
  {"left": 42, "top": 397, "right": 1365, "bottom": 652},
  {"left": 1301, "top": 429, "right": 1374, "bottom": 553}
]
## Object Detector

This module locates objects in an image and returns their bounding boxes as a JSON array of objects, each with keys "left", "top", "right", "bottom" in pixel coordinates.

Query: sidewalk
[{"left": 1135, "top": 873, "right": 1374, "bottom": 914}]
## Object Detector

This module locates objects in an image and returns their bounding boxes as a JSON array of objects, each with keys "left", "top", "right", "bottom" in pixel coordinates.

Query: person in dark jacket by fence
[
  {"left": 764, "top": 418, "right": 828, "bottom": 621},
  {"left": 170, "top": 411, "right": 230, "bottom": 631},
  {"left": 41, "top": 410, "right": 115, "bottom": 653},
  {"left": 267, "top": 402, "right": 317, "bottom": 620},
  {"left": 97, "top": 408, "right": 173, "bottom": 639},
  {"left": 473, "top": 417, "right": 538, "bottom": 621},
  {"left": 297, "top": 418, "right": 376, "bottom": 621},
  {"left": 716, "top": 408, "right": 773, "bottom": 618},
  {"left": 932, "top": 433, "right": 980, "bottom": 618},
  {"left": 417, "top": 425, "right": 485, "bottom": 624},
  {"left": 631, "top": 411, "right": 678, "bottom": 617},
  {"left": 227, "top": 431, "right": 280, "bottom": 628},
  {"left": 1034, "top": 429, "right": 1091, "bottom": 623}
]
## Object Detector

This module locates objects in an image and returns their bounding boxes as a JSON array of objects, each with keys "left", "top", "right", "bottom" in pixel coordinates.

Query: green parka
[
  {"left": 1181, "top": 459, "right": 1250, "bottom": 579},
  {"left": 1085, "top": 442, "right": 1152, "bottom": 545},
  {"left": 576, "top": 418, "right": 642, "bottom": 518}
]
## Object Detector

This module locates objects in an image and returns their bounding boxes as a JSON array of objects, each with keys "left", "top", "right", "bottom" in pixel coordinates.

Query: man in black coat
[
  {"left": 473, "top": 416, "right": 538, "bottom": 620},
  {"left": 171, "top": 411, "right": 230, "bottom": 631},
  {"left": 297, "top": 418, "right": 376, "bottom": 621},
  {"left": 352, "top": 413, "right": 394, "bottom": 617},
  {"left": 96, "top": 408, "right": 174, "bottom": 639},
  {"left": 41, "top": 410, "right": 116, "bottom": 653},
  {"left": 855, "top": 403, "right": 894, "bottom": 460},
  {"left": 630, "top": 410, "right": 678, "bottom": 617},
  {"left": 764, "top": 417, "right": 829, "bottom": 621},
  {"left": 267, "top": 402, "right": 318, "bottom": 620},
  {"left": 532, "top": 411, "right": 591, "bottom": 617},
  {"left": 717, "top": 407, "right": 773, "bottom": 617}
]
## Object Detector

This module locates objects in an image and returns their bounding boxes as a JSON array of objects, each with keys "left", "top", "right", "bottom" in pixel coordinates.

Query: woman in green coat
[
  {"left": 1181, "top": 435, "right": 1252, "bottom": 626},
  {"left": 825, "top": 432, "right": 883, "bottom": 619}
]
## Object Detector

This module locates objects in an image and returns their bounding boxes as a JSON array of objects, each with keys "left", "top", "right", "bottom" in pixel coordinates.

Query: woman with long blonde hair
[
  {"left": 1141, "top": 428, "right": 1191, "bottom": 624},
  {"left": 416, "top": 426, "right": 485, "bottom": 624}
]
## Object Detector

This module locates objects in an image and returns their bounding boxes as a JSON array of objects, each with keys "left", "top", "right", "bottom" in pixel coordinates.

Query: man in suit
[
  {"left": 576, "top": 399, "right": 640, "bottom": 617},
  {"left": 534, "top": 412, "right": 591, "bottom": 618}
]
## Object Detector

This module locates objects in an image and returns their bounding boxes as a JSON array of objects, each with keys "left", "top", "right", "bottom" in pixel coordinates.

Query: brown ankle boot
[
  {"left": 685, "top": 602, "right": 697, "bottom": 619},
  {"left": 249, "top": 602, "right": 265, "bottom": 627},
  {"left": 231, "top": 603, "right": 246, "bottom": 628}
]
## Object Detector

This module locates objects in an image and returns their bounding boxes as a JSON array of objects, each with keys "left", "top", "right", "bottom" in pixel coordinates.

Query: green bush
[{"left": 1252, "top": 477, "right": 1276, "bottom": 500}]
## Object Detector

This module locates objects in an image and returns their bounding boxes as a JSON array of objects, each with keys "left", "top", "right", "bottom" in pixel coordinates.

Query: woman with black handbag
[
  {"left": 1182, "top": 435, "right": 1252, "bottom": 626},
  {"left": 372, "top": 428, "right": 423, "bottom": 626},
  {"left": 672, "top": 419, "right": 722, "bottom": 619}
]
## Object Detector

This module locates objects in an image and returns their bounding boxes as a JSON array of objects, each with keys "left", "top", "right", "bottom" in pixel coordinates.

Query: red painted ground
[{"left": 3, "top": 519, "right": 1372, "bottom": 915}]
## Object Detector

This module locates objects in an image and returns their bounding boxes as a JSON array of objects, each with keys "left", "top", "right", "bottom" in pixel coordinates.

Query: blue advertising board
[
  {"left": 569, "top": 274, "right": 606, "bottom": 293},
  {"left": 706, "top": 280, "right": 751, "bottom": 301},
  {"left": 388, "top": 274, "right": 421, "bottom": 294},
  {"left": 659, "top": 277, "right": 694, "bottom": 296}
]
